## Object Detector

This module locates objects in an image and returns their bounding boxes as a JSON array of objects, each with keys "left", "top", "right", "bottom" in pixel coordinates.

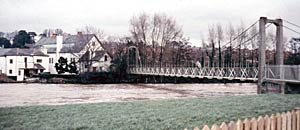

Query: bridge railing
[
  {"left": 128, "top": 66, "right": 259, "bottom": 80},
  {"left": 265, "top": 65, "right": 300, "bottom": 82}
]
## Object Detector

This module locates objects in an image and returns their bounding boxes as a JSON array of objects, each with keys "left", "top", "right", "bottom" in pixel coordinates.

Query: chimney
[
  {"left": 56, "top": 35, "right": 63, "bottom": 59},
  {"left": 52, "top": 33, "right": 57, "bottom": 39},
  {"left": 77, "top": 32, "right": 83, "bottom": 36}
]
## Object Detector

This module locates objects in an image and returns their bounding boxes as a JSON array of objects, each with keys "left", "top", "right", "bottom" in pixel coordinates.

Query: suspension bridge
[{"left": 126, "top": 17, "right": 300, "bottom": 94}]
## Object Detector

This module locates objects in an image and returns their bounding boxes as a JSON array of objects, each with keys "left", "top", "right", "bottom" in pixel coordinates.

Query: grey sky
[{"left": 0, "top": 0, "right": 299, "bottom": 46}]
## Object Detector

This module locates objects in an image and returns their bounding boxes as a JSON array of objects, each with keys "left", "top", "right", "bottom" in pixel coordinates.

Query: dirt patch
[{"left": 0, "top": 83, "right": 257, "bottom": 107}]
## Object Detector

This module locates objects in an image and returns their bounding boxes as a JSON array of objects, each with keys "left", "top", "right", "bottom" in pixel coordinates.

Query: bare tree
[
  {"left": 250, "top": 26, "right": 258, "bottom": 67},
  {"left": 129, "top": 13, "right": 183, "bottom": 66},
  {"left": 78, "top": 26, "right": 105, "bottom": 39},
  {"left": 236, "top": 22, "right": 247, "bottom": 67},
  {"left": 225, "top": 22, "right": 235, "bottom": 67},
  {"left": 207, "top": 25, "right": 216, "bottom": 67},
  {"left": 216, "top": 23, "right": 224, "bottom": 67}
]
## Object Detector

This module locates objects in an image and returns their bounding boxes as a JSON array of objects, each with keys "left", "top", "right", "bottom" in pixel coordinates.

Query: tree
[
  {"left": 78, "top": 26, "right": 105, "bottom": 39},
  {"left": 207, "top": 25, "right": 216, "bottom": 67},
  {"left": 0, "top": 37, "right": 11, "bottom": 48},
  {"left": 12, "top": 30, "right": 33, "bottom": 48},
  {"left": 68, "top": 62, "right": 78, "bottom": 74},
  {"left": 55, "top": 57, "right": 69, "bottom": 74},
  {"left": 250, "top": 26, "right": 258, "bottom": 67},
  {"left": 129, "top": 13, "right": 183, "bottom": 66},
  {"left": 42, "top": 28, "right": 64, "bottom": 37},
  {"left": 285, "top": 37, "right": 300, "bottom": 65},
  {"left": 216, "top": 24, "right": 224, "bottom": 67},
  {"left": 0, "top": 32, "right": 4, "bottom": 37},
  {"left": 225, "top": 22, "right": 235, "bottom": 67}
]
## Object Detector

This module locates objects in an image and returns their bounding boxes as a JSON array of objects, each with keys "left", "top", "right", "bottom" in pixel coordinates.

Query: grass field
[{"left": 0, "top": 94, "right": 300, "bottom": 130}]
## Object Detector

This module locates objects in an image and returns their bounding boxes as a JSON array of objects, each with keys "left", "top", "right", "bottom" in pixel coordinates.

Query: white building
[
  {"left": 34, "top": 32, "right": 112, "bottom": 74},
  {"left": 0, "top": 33, "right": 112, "bottom": 81},
  {"left": 0, "top": 48, "right": 49, "bottom": 81}
]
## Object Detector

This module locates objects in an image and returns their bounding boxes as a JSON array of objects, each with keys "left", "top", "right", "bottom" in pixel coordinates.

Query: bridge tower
[
  {"left": 126, "top": 46, "right": 141, "bottom": 67},
  {"left": 258, "top": 17, "right": 284, "bottom": 94}
]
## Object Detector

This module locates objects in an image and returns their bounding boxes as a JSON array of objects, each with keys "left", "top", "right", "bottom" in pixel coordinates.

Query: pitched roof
[
  {"left": 0, "top": 48, "right": 48, "bottom": 56},
  {"left": 36, "top": 34, "right": 94, "bottom": 53},
  {"left": 0, "top": 48, "right": 11, "bottom": 56},
  {"left": 78, "top": 50, "right": 108, "bottom": 62},
  {"left": 91, "top": 50, "right": 106, "bottom": 61}
]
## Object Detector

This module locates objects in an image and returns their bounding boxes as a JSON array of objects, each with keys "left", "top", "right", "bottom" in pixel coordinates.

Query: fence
[
  {"left": 185, "top": 109, "right": 300, "bottom": 130},
  {"left": 265, "top": 65, "right": 300, "bottom": 82}
]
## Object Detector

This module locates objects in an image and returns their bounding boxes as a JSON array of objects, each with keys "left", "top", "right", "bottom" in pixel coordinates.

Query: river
[{"left": 0, "top": 83, "right": 257, "bottom": 107}]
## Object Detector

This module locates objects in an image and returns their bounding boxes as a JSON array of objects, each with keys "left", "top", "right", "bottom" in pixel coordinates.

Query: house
[
  {"left": 0, "top": 48, "right": 49, "bottom": 81},
  {"left": 34, "top": 32, "right": 112, "bottom": 74}
]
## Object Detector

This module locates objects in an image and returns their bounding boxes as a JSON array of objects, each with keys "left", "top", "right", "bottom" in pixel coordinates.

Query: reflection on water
[{"left": 0, "top": 83, "right": 256, "bottom": 107}]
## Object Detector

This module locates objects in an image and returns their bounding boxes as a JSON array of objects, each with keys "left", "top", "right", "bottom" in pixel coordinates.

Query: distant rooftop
[{"left": 0, "top": 48, "right": 47, "bottom": 56}]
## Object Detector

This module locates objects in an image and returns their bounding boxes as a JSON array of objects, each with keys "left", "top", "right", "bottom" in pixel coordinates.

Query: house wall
[
  {"left": 0, "top": 57, "right": 6, "bottom": 74},
  {"left": 33, "top": 56, "right": 49, "bottom": 72},
  {"left": 91, "top": 53, "right": 112, "bottom": 72},
  {"left": 48, "top": 53, "right": 57, "bottom": 74},
  {"left": 4, "top": 55, "right": 49, "bottom": 81}
]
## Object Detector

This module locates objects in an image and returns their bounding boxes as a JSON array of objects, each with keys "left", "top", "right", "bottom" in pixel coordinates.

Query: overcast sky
[{"left": 0, "top": 0, "right": 299, "bottom": 46}]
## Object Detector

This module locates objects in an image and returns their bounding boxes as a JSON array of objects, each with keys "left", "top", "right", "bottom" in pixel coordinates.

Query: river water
[{"left": 0, "top": 83, "right": 257, "bottom": 107}]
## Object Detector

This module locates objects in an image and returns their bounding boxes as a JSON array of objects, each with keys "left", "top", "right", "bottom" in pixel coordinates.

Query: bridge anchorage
[{"left": 126, "top": 17, "right": 300, "bottom": 94}]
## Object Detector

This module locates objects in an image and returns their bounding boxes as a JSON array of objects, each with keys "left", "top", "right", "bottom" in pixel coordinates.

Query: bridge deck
[{"left": 128, "top": 66, "right": 300, "bottom": 83}]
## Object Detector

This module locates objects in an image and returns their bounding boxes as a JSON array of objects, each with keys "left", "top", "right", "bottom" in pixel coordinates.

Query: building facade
[
  {"left": 34, "top": 33, "right": 112, "bottom": 74},
  {"left": 0, "top": 48, "right": 49, "bottom": 81}
]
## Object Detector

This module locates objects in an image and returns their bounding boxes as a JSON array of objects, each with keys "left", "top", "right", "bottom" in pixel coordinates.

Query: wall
[{"left": 0, "top": 57, "right": 6, "bottom": 74}]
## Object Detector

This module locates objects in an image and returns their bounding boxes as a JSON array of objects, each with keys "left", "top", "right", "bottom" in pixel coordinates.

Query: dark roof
[
  {"left": 34, "top": 64, "right": 46, "bottom": 70},
  {"left": 35, "top": 34, "right": 94, "bottom": 53},
  {"left": 35, "top": 37, "right": 56, "bottom": 45},
  {"left": 91, "top": 50, "right": 106, "bottom": 61},
  {"left": 0, "top": 48, "right": 11, "bottom": 56},
  {"left": 0, "top": 48, "right": 48, "bottom": 56},
  {"left": 78, "top": 50, "right": 108, "bottom": 62}
]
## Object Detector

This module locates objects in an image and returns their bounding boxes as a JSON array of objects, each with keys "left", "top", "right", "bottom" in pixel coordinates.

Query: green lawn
[{"left": 1, "top": 94, "right": 300, "bottom": 130}]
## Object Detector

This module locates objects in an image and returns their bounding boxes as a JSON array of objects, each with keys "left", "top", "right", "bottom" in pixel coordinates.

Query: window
[
  {"left": 104, "top": 55, "right": 108, "bottom": 62},
  {"left": 9, "top": 70, "right": 12, "bottom": 74},
  {"left": 9, "top": 59, "right": 13, "bottom": 64},
  {"left": 71, "top": 58, "right": 75, "bottom": 62},
  {"left": 92, "top": 41, "right": 95, "bottom": 46},
  {"left": 18, "top": 71, "right": 21, "bottom": 76},
  {"left": 24, "top": 57, "right": 27, "bottom": 63},
  {"left": 37, "top": 59, "right": 42, "bottom": 63},
  {"left": 49, "top": 58, "right": 54, "bottom": 64}
]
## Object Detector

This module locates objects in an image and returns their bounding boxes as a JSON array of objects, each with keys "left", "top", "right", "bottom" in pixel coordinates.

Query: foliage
[
  {"left": 12, "top": 30, "right": 34, "bottom": 48},
  {"left": 0, "top": 37, "right": 11, "bottom": 48},
  {"left": 55, "top": 57, "right": 69, "bottom": 74},
  {"left": 55, "top": 57, "right": 78, "bottom": 74},
  {"left": 1, "top": 94, "right": 300, "bottom": 130},
  {"left": 285, "top": 37, "right": 300, "bottom": 65},
  {"left": 68, "top": 61, "right": 78, "bottom": 74}
]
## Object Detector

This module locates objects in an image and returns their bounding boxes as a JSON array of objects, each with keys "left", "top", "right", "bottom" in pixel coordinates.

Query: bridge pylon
[{"left": 258, "top": 17, "right": 284, "bottom": 94}]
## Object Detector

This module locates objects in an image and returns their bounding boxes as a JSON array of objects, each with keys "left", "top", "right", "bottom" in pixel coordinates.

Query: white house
[
  {"left": 34, "top": 32, "right": 112, "bottom": 74},
  {"left": 0, "top": 48, "right": 49, "bottom": 81}
]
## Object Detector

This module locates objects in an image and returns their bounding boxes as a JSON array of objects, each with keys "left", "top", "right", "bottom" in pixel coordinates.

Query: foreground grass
[{"left": 0, "top": 94, "right": 300, "bottom": 130}]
